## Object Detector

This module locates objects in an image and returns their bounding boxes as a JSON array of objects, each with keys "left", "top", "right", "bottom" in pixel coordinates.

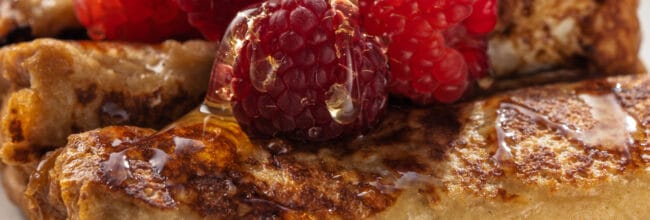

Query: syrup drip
[
  {"left": 173, "top": 136, "right": 206, "bottom": 153},
  {"left": 101, "top": 150, "right": 130, "bottom": 186},
  {"left": 101, "top": 147, "right": 174, "bottom": 185},
  {"left": 494, "top": 108, "right": 515, "bottom": 161},
  {"left": 149, "top": 148, "right": 169, "bottom": 174},
  {"left": 578, "top": 94, "right": 637, "bottom": 153},
  {"left": 324, "top": 3, "right": 363, "bottom": 125},
  {"left": 494, "top": 93, "right": 638, "bottom": 162}
]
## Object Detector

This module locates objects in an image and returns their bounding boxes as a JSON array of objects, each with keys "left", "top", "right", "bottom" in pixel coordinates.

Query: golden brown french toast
[
  {"left": 24, "top": 73, "right": 650, "bottom": 219},
  {"left": 1, "top": 0, "right": 643, "bottom": 79},
  {"left": 489, "top": 0, "right": 644, "bottom": 78},
  {"left": 0, "top": 0, "right": 81, "bottom": 44},
  {"left": 0, "top": 39, "right": 216, "bottom": 164},
  {"left": 0, "top": 0, "right": 646, "bottom": 219}
]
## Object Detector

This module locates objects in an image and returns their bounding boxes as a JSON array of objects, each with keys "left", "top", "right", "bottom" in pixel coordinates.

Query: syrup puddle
[{"left": 494, "top": 93, "right": 637, "bottom": 162}]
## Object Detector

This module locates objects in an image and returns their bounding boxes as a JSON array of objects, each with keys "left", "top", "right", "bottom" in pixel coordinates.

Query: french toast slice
[
  {"left": 1, "top": 0, "right": 643, "bottom": 80},
  {"left": 24, "top": 74, "right": 650, "bottom": 219},
  {"left": 488, "top": 0, "right": 644, "bottom": 78},
  {"left": 0, "top": 0, "right": 81, "bottom": 45},
  {"left": 0, "top": 39, "right": 216, "bottom": 164}
]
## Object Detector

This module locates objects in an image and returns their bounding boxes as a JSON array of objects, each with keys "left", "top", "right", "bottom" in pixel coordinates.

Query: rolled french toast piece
[
  {"left": 0, "top": 0, "right": 81, "bottom": 45},
  {"left": 25, "top": 73, "right": 650, "bottom": 219},
  {"left": 488, "top": 0, "right": 644, "bottom": 79},
  {"left": 1, "top": 0, "right": 643, "bottom": 79},
  {"left": 0, "top": 39, "right": 216, "bottom": 164}
]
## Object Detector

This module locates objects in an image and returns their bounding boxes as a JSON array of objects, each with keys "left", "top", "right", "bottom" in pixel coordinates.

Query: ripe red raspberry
[
  {"left": 73, "top": 0, "right": 200, "bottom": 42},
  {"left": 359, "top": 0, "right": 497, "bottom": 104},
  {"left": 208, "top": 0, "right": 390, "bottom": 141},
  {"left": 174, "top": 0, "right": 263, "bottom": 41}
]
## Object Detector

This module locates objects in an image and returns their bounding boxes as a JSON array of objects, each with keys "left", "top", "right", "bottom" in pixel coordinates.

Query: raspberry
[
  {"left": 208, "top": 0, "right": 390, "bottom": 141},
  {"left": 359, "top": 0, "right": 497, "bottom": 104},
  {"left": 463, "top": 0, "right": 499, "bottom": 35},
  {"left": 73, "top": 0, "right": 200, "bottom": 42},
  {"left": 174, "top": 0, "right": 263, "bottom": 41}
]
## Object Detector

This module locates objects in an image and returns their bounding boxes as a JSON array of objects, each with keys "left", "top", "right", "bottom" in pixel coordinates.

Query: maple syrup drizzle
[
  {"left": 101, "top": 149, "right": 130, "bottom": 186},
  {"left": 149, "top": 148, "right": 169, "bottom": 174},
  {"left": 494, "top": 93, "right": 638, "bottom": 162},
  {"left": 102, "top": 147, "right": 174, "bottom": 185},
  {"left": 494, "top": 108, "right": 515, "bottom": 161},
  {"left": 99, "top": 102, "right": 236, "bottom": 187},
  {"left": 173, "top": 136, "right": 206, "bottom": 153},
  {"left": 577, "top": 94, "right": 636, "bottom": 154}
]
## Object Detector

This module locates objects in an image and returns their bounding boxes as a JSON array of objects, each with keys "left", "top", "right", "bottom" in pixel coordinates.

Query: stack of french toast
[{"left": 0, "top": 0, "right": 648, "bottom": 219}]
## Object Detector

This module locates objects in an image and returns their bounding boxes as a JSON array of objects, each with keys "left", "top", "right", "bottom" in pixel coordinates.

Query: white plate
[
  {"left": 0, "top": 183, "right": 21, "bottom": 219},
  {"left": 1, "top": 3, "right": 650, "bottom": 219},
  {"left": 642, "top": 1, "right": 650, "bottom": 67}
]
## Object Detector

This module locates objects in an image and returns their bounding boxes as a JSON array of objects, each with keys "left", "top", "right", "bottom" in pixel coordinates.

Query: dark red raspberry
[
  {"left": 174, "top": 0, "right": 263, "bottom": 41},
  {"left": 359, "top": 0, "right": 497, "bottom": 104},
  {"left": 207, "top": 0, "right": 390, "bottom": 141},
  {"left": 73, "top": 0, "right": 200, "bottom": 42}
]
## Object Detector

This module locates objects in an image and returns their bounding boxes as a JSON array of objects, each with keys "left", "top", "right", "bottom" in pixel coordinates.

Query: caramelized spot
[
  {"left": 515, "top": 147, "right": 560, "bottom": 178},
  {"left": 9, "top": 119, "right": 24, "bottom": 142},
  {"left": 496, "top": 188, "right": 518, "bottom": 202},
  {"left": 191, "top": 176, "right": 239, "bottom": 217},
  {"left": 74, "top": 83, "right": 98, "bottom": 105}
]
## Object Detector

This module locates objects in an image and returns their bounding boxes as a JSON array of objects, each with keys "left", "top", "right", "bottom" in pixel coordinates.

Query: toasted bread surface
[
  {"left": 24, "top": 74, "right": 650, "bottom": 219},
  {"left": 0, "top": 39, "right": 216, "bottom": 164},
  {"left": 0, "top": 0, "right": 80, "bottom": 43},
  {"left": 489, "top": 0, "right": 644, "bottom": 78}
]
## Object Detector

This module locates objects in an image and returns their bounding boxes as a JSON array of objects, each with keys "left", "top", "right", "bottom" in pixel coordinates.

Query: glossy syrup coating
[
  {"left": 208, "top": 0, "right": 390, "bottom": 141},
  {"left": 25, "top": 74, "right": 650, "bottom": 219}
]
